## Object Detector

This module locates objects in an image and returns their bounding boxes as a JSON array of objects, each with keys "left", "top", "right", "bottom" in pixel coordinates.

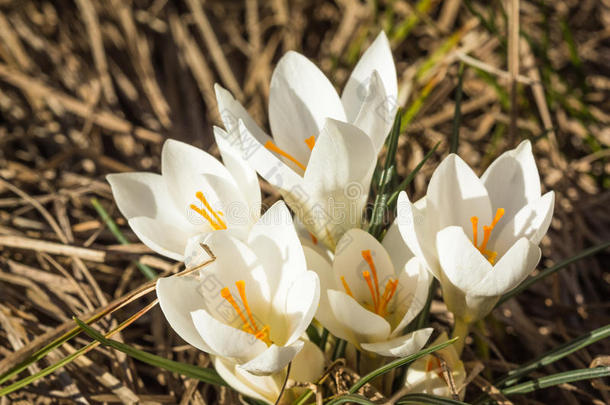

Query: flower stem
[{"left": 451, "top": 318, "right": 470, "bottom": 357}]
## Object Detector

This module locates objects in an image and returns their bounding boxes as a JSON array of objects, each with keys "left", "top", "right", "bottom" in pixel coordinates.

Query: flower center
[
  {"left": 341, "top": 250, "right": 398, "bottom": 317},
  {"left": 470, "top": 208, "right": 505, "bottom": 264},
  {"left": 189, "top": 191, "right": 227, "bottom": 230},
  {"left": 264, "top": 137, "right": 316, "bottom": 172},
  {"left": 220, "top": 280, "right": 272, "bottom": 345}
]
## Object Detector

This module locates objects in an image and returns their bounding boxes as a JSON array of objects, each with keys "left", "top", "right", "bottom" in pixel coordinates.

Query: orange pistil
[
  {"left": 340, "top": 250, "right": 398, "bottom": 317},
  {"left": 304, "top": 135, "right": 316, "bottom": 151},
  {"left": 425, "top": 356, "right": 448, "bottom": 383},
  {"left": 470, "top": 208, "right": 505, "bottom": 264},
  {"left": 264, "top": 140, "right": 306, "bottom": 171},
  {"left": 309, "top": 232, "right": 318, "bottom": 245},
  {"left": 220, "top": 281, "right": 271, "bottom": 345},
  {"left": 190, "top": 191, "right": 227, "bottom": 230},
  {"left": 341, "top": 276, "right": 354, "bottom": 298}
]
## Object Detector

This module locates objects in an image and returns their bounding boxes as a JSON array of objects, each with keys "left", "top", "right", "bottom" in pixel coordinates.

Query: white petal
[
  {"left": 161, "top": 138, "right": 238, "bottom": 210},
  {"left": 426, "top": 154, "right": 492, "bottom": 241},
  {"left": 382, "top": 219, "right": 414, "bottom": 272},
  {"left": 361, "top": 327, "right": 432, "bottom": 357},
  {"left": 191, "top": 309, "right": 267, "bottom": 363},
  {"left": 333, "top": 229, "right": 395, "bottom": 305},
  {"left": 290, "top": 340, "right": 325, "bottom": 383},
  {"left": 342, "top": 31, "right": 397, "bottom": 122},
  {"left": 481, "top": 140, "right": 541, "bottom": 222},
  {"left": 390, "top": 257, "right": 432, "bottom": 336},
  {"left": 436, "top": 226, "right": 493, "bottom": 296},
  {"left": 214, "top": 84, "right": 272, "bottom": 146},
  {"left": 302, "top": 119, "right": 376, "bottom": 246},
  {"left": 283, "top": 271, "right": 320, "bottom": 346},
  {"left": 239, "top": 341, "right": 304, "bottom": 376},
  {"left": 248, "top": 201, "right": 307, "bottom": 318},
  {"left": 236, "top": 119, "right": 304, "bottom": 191},
  {"left": 351, "top": 71, "right": 396, "bottom": 153},
  {"left": 128, "top": 217, "right": 188, "bottom": 261},
  {"left": 269, "top": 51, "right": 346, "bottom": 167},
  {"left": 156, "top": 276, "right": 212, "bottom": 353},
  {"left": 327, "top": 290, "right": 391, "bottom": 345},
  {"left": 303, "top": 246, "right": 349, "bottom": 341},
  {"left": 472, "top": 238, "right": 541, "bottom": 297},
  {"left": 213, "top": 126, "right": 262, "bottom": 224},
  {"left": 106, "top": 172, "right": 174, "bottom": 221},
  {"left": 494, "top": 192, "right": 555, "bottom": 255},
  {"left": 213, "top": 357, "right": 281, "bottom": 404}
]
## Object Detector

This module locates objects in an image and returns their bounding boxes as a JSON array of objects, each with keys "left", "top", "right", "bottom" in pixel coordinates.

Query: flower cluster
[{"left": 108, "top": 32, "right": 553, "bottom": 404}]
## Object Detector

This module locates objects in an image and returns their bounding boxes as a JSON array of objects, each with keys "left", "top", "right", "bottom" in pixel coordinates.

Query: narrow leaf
[
  {"left": 325, "top": 394, "right": 376, "bottom": 405},
  {"left": 74, "top": 318, "right": 226, "bottom": 386},
  {"left": 397, "top": 393, "right": 469, "bottom": 404},
  {"left": 501, "top": 366, "right": 610, "bottom": 395},
  {"left": 348, "top": 337, "right": 458, "bottom": 394}
]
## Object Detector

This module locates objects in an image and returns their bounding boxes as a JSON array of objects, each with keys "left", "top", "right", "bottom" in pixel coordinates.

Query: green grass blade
[
  {"left": 348, "top": 337, "right": 458, "bottom": 394},
  {"left": 91, "top": 197, "right": 157, "bottom": 280},
  {"left": 74, "top": 318, "right": 225, "bottom": 386},
  {"left": 368, "top": 109, "right": 402, "bottom": 239},
  {"left": 397, "top": 393, "right": 469, "bottom": 404},
  {"left": 450, "top": 62, "right": 465, "bottom": 154},
  {"left": 501, "top": 366, "right": 610, "bottom": 395},
  {"left": 498, "top": 324, "right": 610, "bottom": 387},
  {"left": 325, "top": 394, "right": 376, "bottom": 405},
  {"left": 497, "top": 240, "right": 610, "bottom": 306},
  {"left": 387, "top": 141, "right": 440, "bottom": 209}
]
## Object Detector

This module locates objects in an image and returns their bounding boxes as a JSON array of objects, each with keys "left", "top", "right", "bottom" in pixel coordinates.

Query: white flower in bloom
[
  {"left": 107, "top": 138, "right": 260, "bottom": 261},
  {"left": 214, "top": 32, "right": 397, "bottom": 249},
  {"left": 405, "top": 332, "right": 466, "bottom": 399},
  {"left": 156, "top": 201, "right": 320, "bottom": 376},
  {"left": 305, "top": 225, "right": 433, "bottom": 357},
  {"left": 214, "top": 339, "right": 325, "bottom": 404},
  {"left": 397, "top": 140, "right": 554, "bottom": 322}
]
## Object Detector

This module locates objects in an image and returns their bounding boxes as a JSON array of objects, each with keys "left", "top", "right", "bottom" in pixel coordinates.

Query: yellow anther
[
  {"left": 265, "top": 140, "right": 306, "bottom": 171},
  {"left": 220, "top": 287, "right": 249, "bottom": 327},
  {"left": 470, "top": 216, "right": 479, "bottom": 246},
  {"left": 304, "top": 135, "right": 316, "bottom": 151},
  {"left": 378, "top": 279, "right": 399, "bottom": 316},
  {"left": 235, "top": 280, "right": 258, "bottom": 333},
  {"left": 220, "top": 281, "right": 272, "bottom": 345}
]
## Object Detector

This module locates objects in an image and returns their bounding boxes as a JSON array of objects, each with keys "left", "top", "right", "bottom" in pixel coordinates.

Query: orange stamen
[
  {"left": 265, "top": 140, "right": 306, "bottom": 171},
  {"left": 235, "top": 280, "right": 258, "bottom": 333},
  {"left": 378, "top": 279, "right": 399, "bottom": 316},
  {"left": 305, "top": 135, "right": 316, "bottom": 151},
  {"left": 363, "top": 271, "right": 379, "bottom": 312},
  {"left": 361, "top": 250, "right": 380, "bottom": 304},
  {"left": 190, "top": 191, "right": 227, "bottom": 230},
  {"left": 309, "top": 232, "right": 318, "bottom": 245},
  {"left": 220, "top": 287, "right": 250, "bottom": 331},
  {"left": 471, "top": 216, "right": 478, "bottom": 246},
  {"left": 341, "top": 276, "right": 354, "bottom": 298}
]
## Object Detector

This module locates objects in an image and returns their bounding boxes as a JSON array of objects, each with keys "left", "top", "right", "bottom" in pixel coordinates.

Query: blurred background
[{"left": 0, "top": 0, "right": 608, "bottom": 404}]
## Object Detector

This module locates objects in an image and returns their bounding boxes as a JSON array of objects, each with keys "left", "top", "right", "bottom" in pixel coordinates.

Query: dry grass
[{"left": 0, "top": 0, "right": 608, "bottom": 404}]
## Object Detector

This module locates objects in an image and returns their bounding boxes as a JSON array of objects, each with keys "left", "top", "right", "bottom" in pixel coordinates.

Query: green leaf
[
  {"left": 450, "top": 62, "right": 465, "bottom": 154},
  {"left": 348, "top": 337, "right": 458, "bottom": 394},
  {"left": 368, "top": 108, "right": 403, "bottom": 239},
  {"left": 387, "top": 141, "right": 440, "bottom": 209},
  {"left": 74, "top": 318, "right": 226, "bottom": 386},
  {"left": 497, "top": 240, "right": 610, "bottom": 306},
  {"left": 396, "top": 393, "right": 469, "bottom": 404},
  {"left": 325, "top": 394, "right": 377, "bottom": 405},
  {"left": 501, "top": 366, "right": 610, "bottom": 395},
  {"left": 498, "top": 324, "right": 610, "bottom": 387}
]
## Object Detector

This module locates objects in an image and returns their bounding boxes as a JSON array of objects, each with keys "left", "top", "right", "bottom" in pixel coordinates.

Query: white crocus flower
[
  {"left": 405, "top": 332, "right": 466, "bottom": 399},
  {"left": 214, "top": 339, "right": 325, "bottom": 404},
  {"left": 214, "top": 32, "right": 397, "bottom": 250},
  {"left": 305, "top": 226, "right": 433, "bottom": 357},
  {"left": 156, "top": 201, "right": 320, "bottom": 376},
  {"left": 107, "top": 137, "right": 260, "bottom": 261},
  {"left": 396, "top": 140, "right": 554, "bottom": 323}
]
